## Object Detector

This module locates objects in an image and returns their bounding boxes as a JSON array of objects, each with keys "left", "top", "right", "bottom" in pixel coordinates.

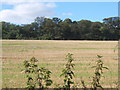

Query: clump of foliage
[
  {"left": 23, "top": 57, "right": 53, "bottom": 89},
  {"left": 22, "top": 54, "right": 114, "bottom": 89},
  {"left": 91, "top": 55, "right": 109, "bottom": 90},
  {"left": 60, "top": 53, "right": 75, "bottom": 89},
  {"left": 2, "top": 16, "right": 120, "bottom": 40}
]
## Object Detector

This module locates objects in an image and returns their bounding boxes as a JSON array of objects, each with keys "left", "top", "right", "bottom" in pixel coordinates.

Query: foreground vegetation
[
  {"left": 23, "top": 54, "right": 117, "bottom": 89},
  {"left": 2, "top": 40, "right": 118, "bottom": 88}
]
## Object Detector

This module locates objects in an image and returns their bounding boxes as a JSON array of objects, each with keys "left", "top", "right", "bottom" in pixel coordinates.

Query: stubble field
[{"left": 2, "top": 40, "right": 118, "bottom": 88}]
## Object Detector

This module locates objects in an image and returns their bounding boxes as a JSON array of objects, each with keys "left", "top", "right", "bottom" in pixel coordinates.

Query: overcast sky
[{"left": 1, "top": 0, "right": 118, "bottom": 24}]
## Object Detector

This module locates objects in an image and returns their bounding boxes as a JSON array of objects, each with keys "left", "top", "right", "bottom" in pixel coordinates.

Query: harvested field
[{"left": 2, "top": 40, "right": 118, "bottom": 88}]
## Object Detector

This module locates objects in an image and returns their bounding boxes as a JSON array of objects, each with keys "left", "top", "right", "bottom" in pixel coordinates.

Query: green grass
[
  {"left": 2, "top": 43, "right": 30, "bottom": 45},
  {"left": 2, "top": 42, "right": 55, "bottom": 46}
]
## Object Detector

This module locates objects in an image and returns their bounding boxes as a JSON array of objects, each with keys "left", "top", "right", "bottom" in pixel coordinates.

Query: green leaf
[
  {"left": 68, "top": 81, "right": 74, "bottom": 84},
  {"left": 71, "top": 71, "right": 75, "bottom": 77},
  {"left": 102, "top": 67, "right": 109, "bottom": 70},
  {"left": 91, "top": 66, "right": 96, "bottom": 68},
  {"left": 45, "top": 80, "right": 53, "bottom": 86},
  {"left": 60, "top": 73, "right": 65, "bottom": 77},
  {"left": 97, "top": 55, "right": 103, "bottom": 58}
]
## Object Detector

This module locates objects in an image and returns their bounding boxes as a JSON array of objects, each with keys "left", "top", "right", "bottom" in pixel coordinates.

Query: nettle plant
[
  {"left": 23, "top": 57, "right": 53, "bottom": 89},
  {"left": 91, "top": 55, "right": 109, "bottom": 90},
  {"left": 60, "top": 53, "right": 75, "bottom": 88}
]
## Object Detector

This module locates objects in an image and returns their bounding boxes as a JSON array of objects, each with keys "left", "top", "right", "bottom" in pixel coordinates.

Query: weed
[
  {"left": 91, "top": 55, "right": 109, "bottom": 90},
  {"left": 23, "top": 57, "right": 52, "bottom": 89},
  {"left": 60, "top": 53, "right": 75, "bottom": 89},
  {"left": 81, "top": 78, "right": 87, "bottom": 90}
]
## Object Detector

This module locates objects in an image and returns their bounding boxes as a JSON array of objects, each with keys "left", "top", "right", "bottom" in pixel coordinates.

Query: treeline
[{"left": 2, "top": 17, "right": 120, "bottom": 40}]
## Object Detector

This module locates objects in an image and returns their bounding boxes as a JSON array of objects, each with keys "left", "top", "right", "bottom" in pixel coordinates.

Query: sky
[{"left": 0, "top": 0, "right": 118, "bottom": 24}]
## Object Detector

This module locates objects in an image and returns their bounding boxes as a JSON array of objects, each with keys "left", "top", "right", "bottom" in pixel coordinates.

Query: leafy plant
[
  {"left": 113, "top": 44, "right": 118, "bottom": 53},
  {"left": 60, "top": 53, "right": 75, "bottom": 89},
  {"left": 37, "top": 67, "right": 53, "bottom": 88},
  {"left": 81, "top": 78, "right": 87, "bottom": 90},
  {"left": 91, "top": 55, "right": 109, "bottom": 90},
  {"left": 23, "top": 57, "right": 53, "bottom": 89}
]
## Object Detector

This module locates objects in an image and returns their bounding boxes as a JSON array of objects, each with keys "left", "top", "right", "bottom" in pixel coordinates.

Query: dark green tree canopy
[{"left": 1, "top": 17, "right": 120, "bottom": 40}]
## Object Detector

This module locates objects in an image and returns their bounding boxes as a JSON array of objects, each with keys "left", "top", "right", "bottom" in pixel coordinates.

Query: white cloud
[
  {"left": 1, "top": 0, "right": 119, "bottom": 4},
  {"left": 46, "top": 3, "right": 56, "bottom": 8},
  {"left": 0, "top": 2, "right": 56, "bottom": 24},
  {"left": 1, "top": 0, "right": 119, "bottom": 3},
  {"left": 62, "top": 13, "right": 73, "bottom": 16},
  {"left": 1, "top": 0, "right": 39, "bottom": 5}
]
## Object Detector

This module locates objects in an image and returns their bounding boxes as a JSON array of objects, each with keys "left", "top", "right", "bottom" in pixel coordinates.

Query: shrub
[
  {"left": 60, "top": 53, "right": 75, "bottom": 89},
  {"left": 91, "top": 55, "right": 109, "bottom": 90},
  {"left": 23, "top": 57, "right": 53, "bottom": 89}
]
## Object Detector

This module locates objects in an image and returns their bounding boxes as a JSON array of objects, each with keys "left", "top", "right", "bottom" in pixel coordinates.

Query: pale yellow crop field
[{"left": 2, "top": 40, "right": 118, "bottom": 88}]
